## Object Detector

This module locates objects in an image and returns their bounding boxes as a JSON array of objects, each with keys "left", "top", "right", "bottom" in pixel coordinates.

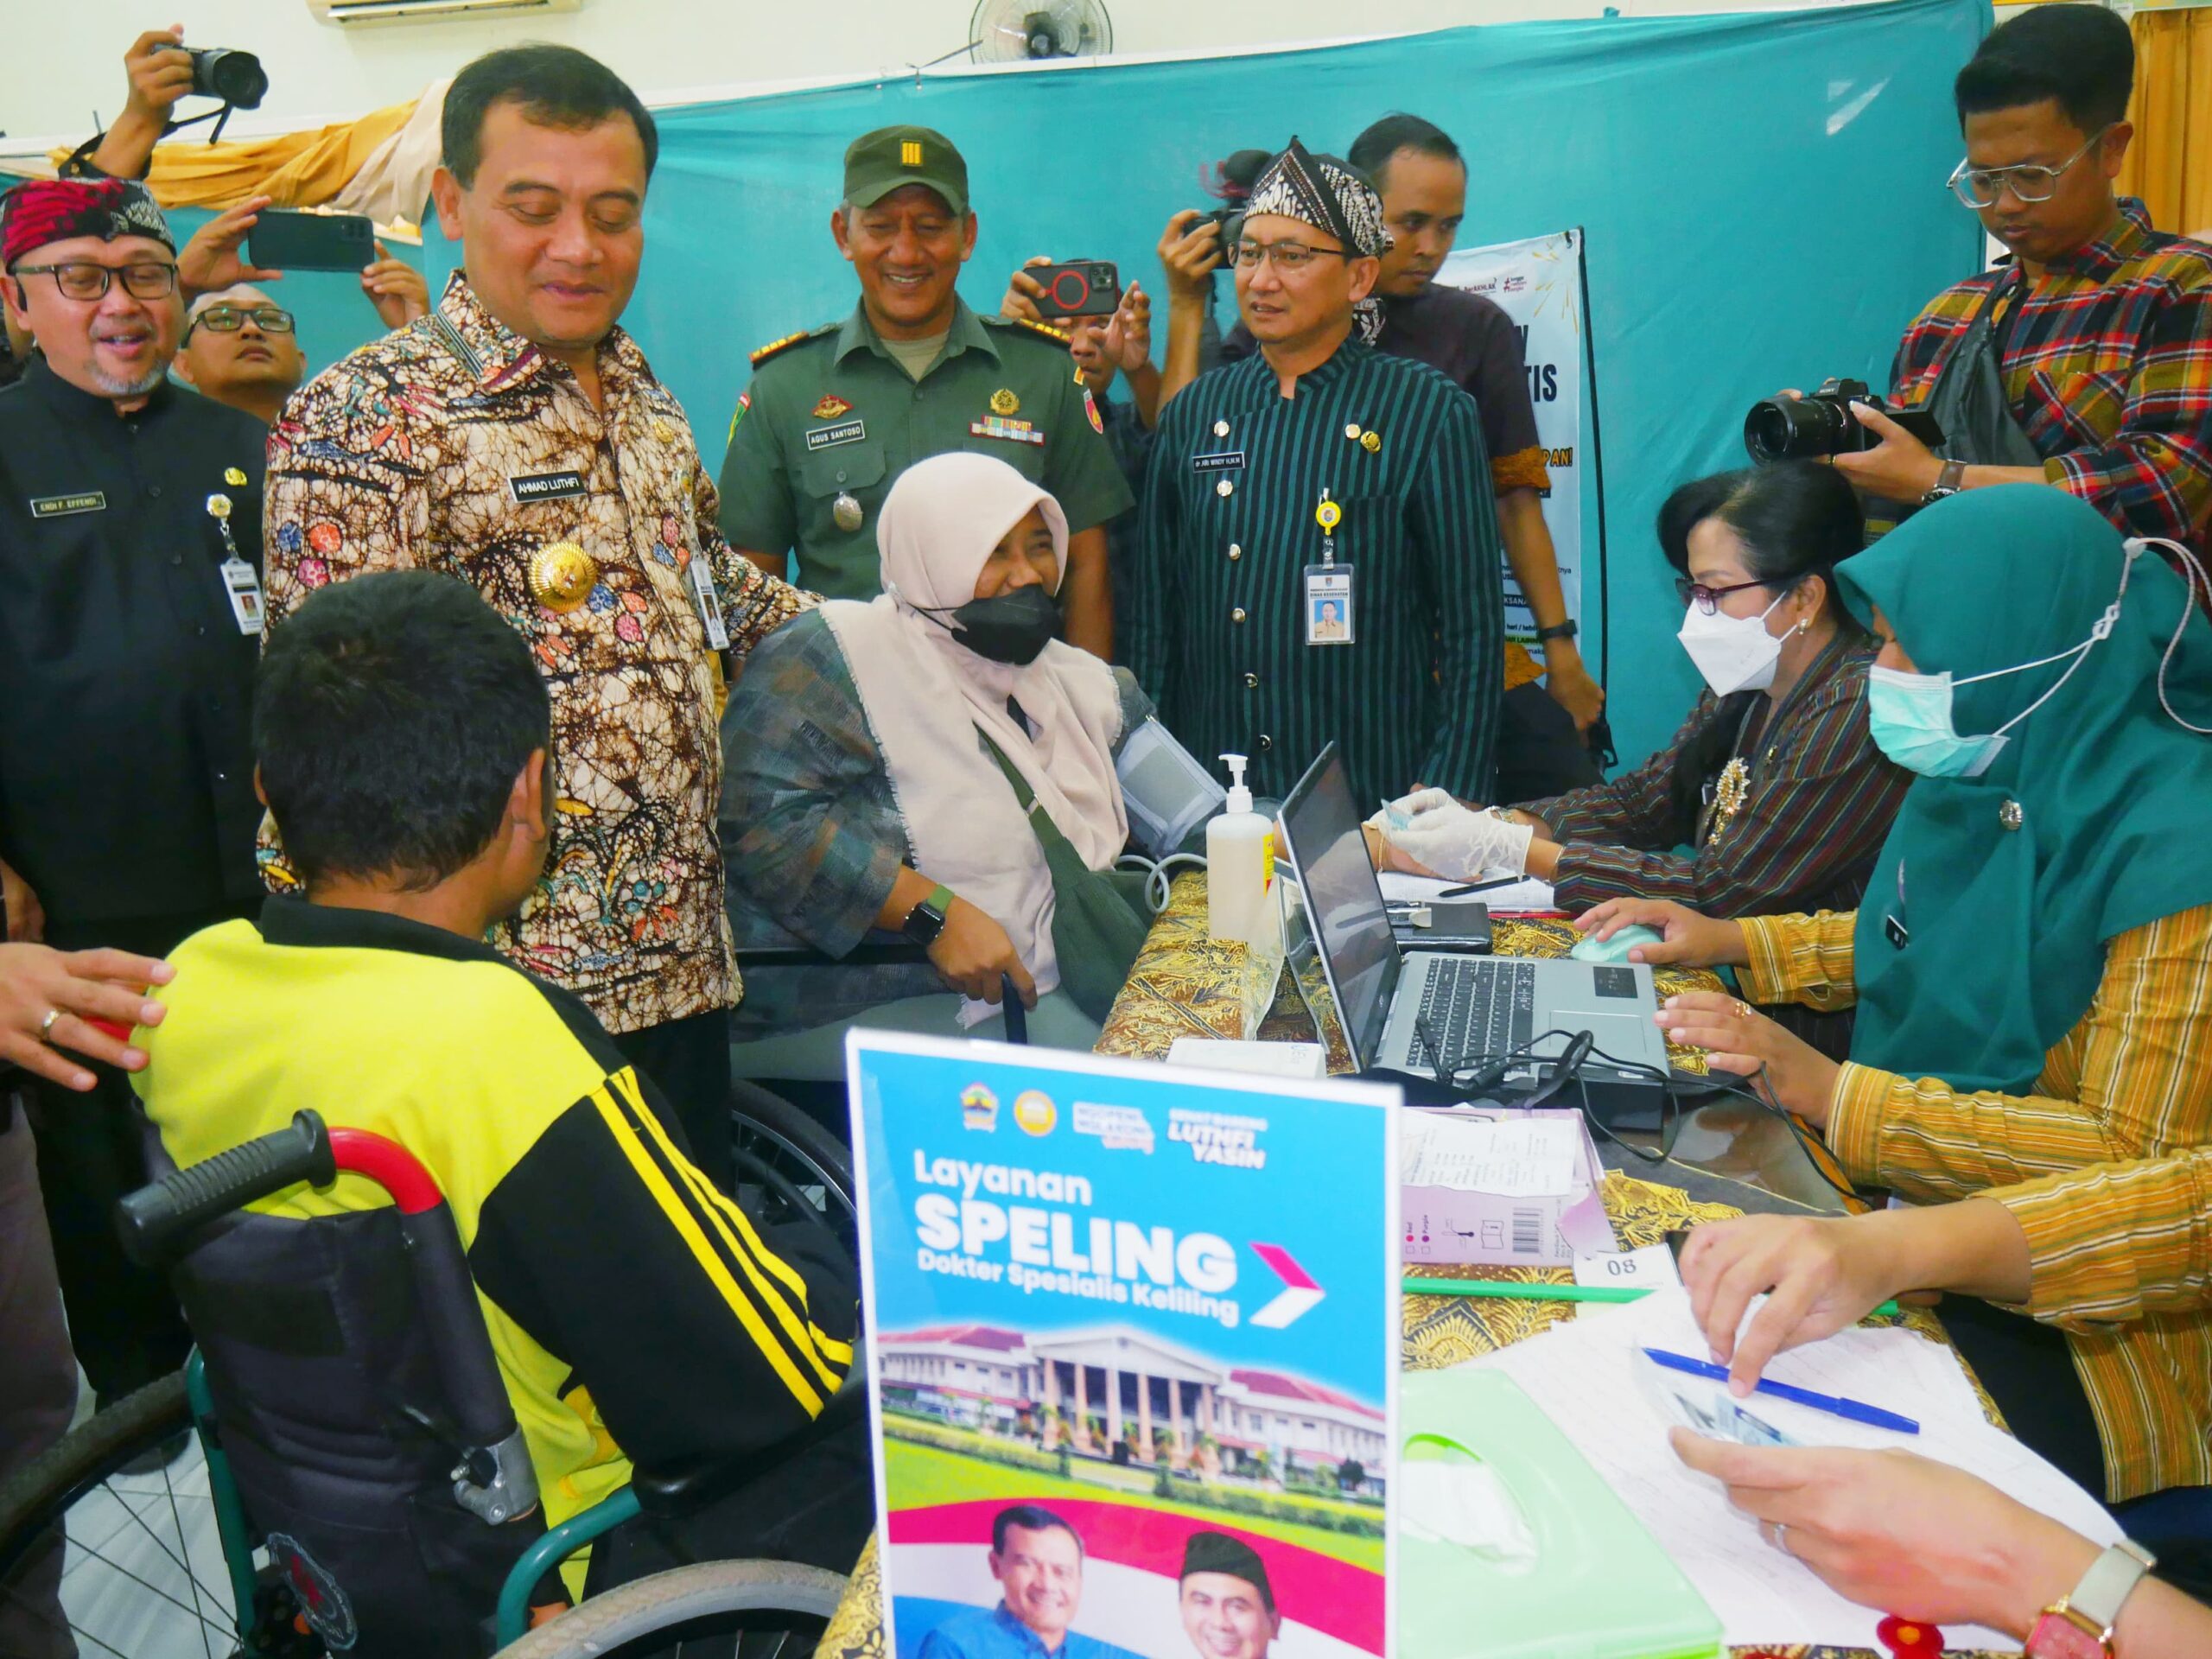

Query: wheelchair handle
[{"left": 118, "top": 1109, "right": 336, "bottom": 1266}]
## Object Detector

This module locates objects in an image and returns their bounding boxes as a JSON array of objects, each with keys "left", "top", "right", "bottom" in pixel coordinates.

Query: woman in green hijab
[{"left": 1580, "top": 486, "right": 2212, "bottom": 1531}]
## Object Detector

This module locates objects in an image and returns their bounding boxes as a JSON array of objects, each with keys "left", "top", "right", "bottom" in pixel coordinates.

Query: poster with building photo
[
  {"left": 847, "top": 1033, "right": 1401, "bottom": 1659},
  {"left": 1435, "top": 228, "right": 1588, "bottom": 652}
]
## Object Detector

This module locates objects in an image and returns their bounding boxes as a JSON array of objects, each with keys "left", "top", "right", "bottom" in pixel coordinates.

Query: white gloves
[{"left": 1372, "top": 789, "right": 1533, "bottom": 880}]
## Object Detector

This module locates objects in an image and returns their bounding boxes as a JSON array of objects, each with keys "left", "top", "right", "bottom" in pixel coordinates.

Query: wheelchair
[{"left": 0, "top": 1079, "right": 862, "bottom": 1659}]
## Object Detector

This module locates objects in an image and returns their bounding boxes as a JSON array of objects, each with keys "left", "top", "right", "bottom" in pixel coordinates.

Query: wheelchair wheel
[
  {"left": 493, "top": 1559, "right": 847, "bottom": 1656},
  {"left": 0, "top": 1370, "right": 296, "bottom": 1657},
  {"left": 728, "top": 1080, "right": 855, "bottom": 1255}
]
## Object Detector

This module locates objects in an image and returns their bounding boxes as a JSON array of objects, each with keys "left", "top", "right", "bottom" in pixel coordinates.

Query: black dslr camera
[
  {"left": 1744, "top": 378, "right": 1945, "bottom": 464},
  {"left": 186, "top": 47, "right": 267, "bottom": 110}
]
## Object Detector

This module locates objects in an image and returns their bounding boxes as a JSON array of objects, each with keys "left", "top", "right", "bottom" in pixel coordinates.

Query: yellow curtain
[
  {"left": 48, "top": 100, "right": 417, "bottom": 211},
  {"left": 2119, "top": 8, "right": 2212, "bottom": 237}
]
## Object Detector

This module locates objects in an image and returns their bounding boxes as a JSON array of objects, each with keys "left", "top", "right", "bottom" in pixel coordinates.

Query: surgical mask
[
  {"left": 1867, "top": 594, "right": 2123, "bottom": 778},
  {"left": 1676, "top": 591, "right": 1788, "bottom": 696},
  {"left": 918, "top": 584, "right": 1063, "bottom": 665}
]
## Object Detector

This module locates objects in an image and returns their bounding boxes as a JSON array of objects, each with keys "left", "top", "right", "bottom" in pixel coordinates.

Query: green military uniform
[
  {"left": 713, "top": 125, "right": 1132, "bottom": 600},
  {"left": 718, "top": 301, "right": 1132, "bottom": 601}
]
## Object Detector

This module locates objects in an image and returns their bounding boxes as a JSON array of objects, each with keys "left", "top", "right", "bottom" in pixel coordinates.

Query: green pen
[{"left": 1402, "top": 1277, "right": 1904, "bottom": 1318}]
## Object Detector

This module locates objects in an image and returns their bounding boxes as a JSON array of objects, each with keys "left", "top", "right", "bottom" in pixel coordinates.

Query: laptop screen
[{"left": 1279, "top": 746, "right": 1402, "bottom": 1069}]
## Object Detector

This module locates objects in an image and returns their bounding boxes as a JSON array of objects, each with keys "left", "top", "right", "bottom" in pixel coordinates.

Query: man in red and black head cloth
[{"left": 0, "top": 174, "right": 269, "bottom": 1422}]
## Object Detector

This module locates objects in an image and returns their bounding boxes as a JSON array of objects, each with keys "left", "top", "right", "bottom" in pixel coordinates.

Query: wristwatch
[
  {"left": 1921, "top": 458, "right": 1967, "bottom": 506},
  {"left": 1532, "top": 620, "right": 1579, "bottom": 643},
  {"left": 2026, "top": 1540, "right": 2157, "bottom": 1658},
  {"left": 901, "top": 884, "right": 957, "bottom": 948}
]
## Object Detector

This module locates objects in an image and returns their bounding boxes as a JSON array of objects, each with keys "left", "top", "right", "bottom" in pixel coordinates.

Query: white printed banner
[{"left": 1436, "top": 228, "right": 1588, "bottom": 648}]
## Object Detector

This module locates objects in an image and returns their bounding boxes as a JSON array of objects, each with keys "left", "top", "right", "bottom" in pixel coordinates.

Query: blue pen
[{"left": 1641, "top": 1346, "right": 1921, "bottom": 1435}]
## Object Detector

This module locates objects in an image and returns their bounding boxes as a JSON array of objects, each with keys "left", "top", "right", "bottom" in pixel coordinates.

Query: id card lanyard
[
  {"left": 206, "top": 493, "right": 264, "bottom": 636},
  {"left": 1304, "top": 488, "right": 1354, "bottom": 646},
  {"left": 689, "top": 555, "right": 731, "bottom": 650}
]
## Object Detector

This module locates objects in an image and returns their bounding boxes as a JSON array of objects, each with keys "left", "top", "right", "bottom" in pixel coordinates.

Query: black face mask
[{"left": 928, "top": 585, "right": 1063, "bottom": 665}]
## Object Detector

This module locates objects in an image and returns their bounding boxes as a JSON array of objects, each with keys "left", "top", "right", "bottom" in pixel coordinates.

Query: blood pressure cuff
[{"left": 1116, "top": 718, "right": 1228, "bottom": 857}]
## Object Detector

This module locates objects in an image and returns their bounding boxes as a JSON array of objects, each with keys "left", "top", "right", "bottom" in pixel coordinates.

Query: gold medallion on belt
[{"left": 531, "top": 541, "right": 598, "bottom": 612}]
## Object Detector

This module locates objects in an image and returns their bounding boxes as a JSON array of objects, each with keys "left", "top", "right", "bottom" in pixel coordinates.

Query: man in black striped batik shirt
[{"left": 1128, "top": 137, "right": 1504, "bottom": 806}]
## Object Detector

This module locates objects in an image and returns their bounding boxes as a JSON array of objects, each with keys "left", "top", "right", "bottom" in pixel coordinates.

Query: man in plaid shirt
[{"left": 1828, "top": 7, "right": 2212, "bottom": 558}]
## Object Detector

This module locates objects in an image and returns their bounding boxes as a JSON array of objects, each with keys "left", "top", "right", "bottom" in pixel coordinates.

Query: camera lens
[
  {"left": 1744, "top": 397, "right": 1846, "bottom": 463},
  {"left": 189, "top": 48, "right": 268, "bottom": 111}
]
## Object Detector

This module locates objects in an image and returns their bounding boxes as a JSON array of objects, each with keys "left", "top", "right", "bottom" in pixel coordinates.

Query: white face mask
[{"left": 1676, "top": 590, "right": 1789, "bottom": 697}]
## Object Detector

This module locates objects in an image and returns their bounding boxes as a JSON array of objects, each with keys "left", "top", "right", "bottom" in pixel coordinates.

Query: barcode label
[{"left": 1512, "top": 1209, "right": 1541, "bottom": 1255}]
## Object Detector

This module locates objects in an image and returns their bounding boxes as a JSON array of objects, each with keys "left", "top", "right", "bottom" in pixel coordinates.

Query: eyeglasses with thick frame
[
  {"left": 10, "top": 261, "right": 180, "bottom": 302},
  {"left": 185, "top": 303, "right": 296, "bottom": 341},
  {"left": 1675, "top": 575, "right": 1777, "bottom": 615},
  {"left": 1231, "top": 238, "right": 1357, "bottom": 273},
  {"left": 1946, "top": 124, "right": 2113, "bottom": 210}
]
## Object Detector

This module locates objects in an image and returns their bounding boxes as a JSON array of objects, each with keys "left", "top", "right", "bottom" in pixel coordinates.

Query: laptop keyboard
[{"left": 1405, "top": 958, "right": 1536, "bottom": 1072}]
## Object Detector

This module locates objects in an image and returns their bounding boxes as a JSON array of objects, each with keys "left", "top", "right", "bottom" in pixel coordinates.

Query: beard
[{"left": 87, "top": 359, "right": 169, "bottom": 398}]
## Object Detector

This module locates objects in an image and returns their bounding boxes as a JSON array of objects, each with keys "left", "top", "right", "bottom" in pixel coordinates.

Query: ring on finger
[
  {"left": 1732, "top": 999, "right": 1754, "bottom": 1020},
  {"left": 1762, "top": 1519, "right": 1793, "bottom": 1556},
  {"left": 38, "top": 1007, "right": 62, "bottom": 1039}
]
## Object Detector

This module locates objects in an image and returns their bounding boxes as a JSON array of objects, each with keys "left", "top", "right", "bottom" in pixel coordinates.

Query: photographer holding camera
[
  {"left": 1000, "top": 256, "right": 1158, "bottom": 646},
  {"left": 1793, "top": 8, "right": 2212, "bottom": 556},
  {"left": 65, "top": 28, "right": 429, "bottom": 334}
]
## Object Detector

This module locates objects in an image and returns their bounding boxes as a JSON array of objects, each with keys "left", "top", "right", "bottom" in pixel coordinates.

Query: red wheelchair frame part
[{"left": 327, "top": 1127, "right": 443, "bottom": 1215}]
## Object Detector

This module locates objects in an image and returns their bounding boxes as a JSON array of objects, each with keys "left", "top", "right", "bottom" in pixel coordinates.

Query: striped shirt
[
  {"left": 1891, "top": 200, "right": 2212, "bottom": 557},
  {"left": 1740, "top": 902, "right": 2212, "bottom": 1499},
  {"left": 1129, "top": 336, "right": 1504, "bottom": 804},
  {"left": 1520, "top": 636, "right": 1907, "bottom": 917}
]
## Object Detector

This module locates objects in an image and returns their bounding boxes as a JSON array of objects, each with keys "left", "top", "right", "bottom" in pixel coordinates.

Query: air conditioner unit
[{"left": 308, "top": 0, "right": 582, "bottom": 25}]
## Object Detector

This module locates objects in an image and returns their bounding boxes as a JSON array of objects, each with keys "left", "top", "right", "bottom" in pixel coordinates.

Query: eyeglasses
[
  {"left": 1947, "top": 125, "right": 2113, "bottom": 209},
  {"left": 1675, "top": 575, "right": 1776, "bottom": 614},
  {"left": 187, "top": 303, "right": 296, "bottom": 340},
  {"left": 1231, "top": 239, "right": 1355, "bottom": 272},
  {"left": 11, "top": 261, "right": 180, "bottom": 302}
]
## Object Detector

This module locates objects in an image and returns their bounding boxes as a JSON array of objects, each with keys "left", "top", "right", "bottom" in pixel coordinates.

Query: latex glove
[{"left": 1381, "top": 789, "right": 1533, "bottom": 880}]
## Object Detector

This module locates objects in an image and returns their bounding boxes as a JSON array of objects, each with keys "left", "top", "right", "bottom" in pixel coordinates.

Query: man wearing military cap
[
  {"left": 716, "top": 124, "right": 1130, "bottom": 657},
  {"left": 1178, "top": 1532, "right": 1281, "bottom": 1659}
]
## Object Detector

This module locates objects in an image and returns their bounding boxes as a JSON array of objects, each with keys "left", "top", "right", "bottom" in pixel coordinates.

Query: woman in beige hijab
[{"left": 722, "top": 452, "right": 1154, "bottom": 1079}]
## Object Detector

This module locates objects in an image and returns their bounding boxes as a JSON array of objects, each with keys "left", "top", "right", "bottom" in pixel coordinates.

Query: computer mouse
[{"left": 1569, "top": 924, "right": 1662, "bottom": 964}]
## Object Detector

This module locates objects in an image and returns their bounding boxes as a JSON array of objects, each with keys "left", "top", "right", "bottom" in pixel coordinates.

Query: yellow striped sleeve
[
  {"left": 608, "top": 1069, "right": 851, "bottom": 1389},
  {"left": 1737, "top": 909, "right": 1859, "bottom": 1010},
  {"left": 1826, "top": 905, "right": 2212, "bottom": 1204},
  {"left": 1991, "top": 1149, "right": 2212, "bottom": 1325},
  {"left": 1828, "top": 904, "right": 2212, "bottom": 1502},
  {"left": 585, "top": 1083, "right": 826, "bottom": 1415}
]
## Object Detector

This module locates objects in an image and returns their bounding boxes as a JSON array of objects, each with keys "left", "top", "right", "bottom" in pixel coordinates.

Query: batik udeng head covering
[
  {"left": 1, "top": 178, "right": 174, "bottom": 270},
  {"left": 1241, "top": 137, "right": 1393, "bottom": 340}
]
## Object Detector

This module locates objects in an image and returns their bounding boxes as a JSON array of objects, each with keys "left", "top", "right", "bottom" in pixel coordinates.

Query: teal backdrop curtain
[{"left": 293, "top": 0, "right": 1991, "bottom": 769}]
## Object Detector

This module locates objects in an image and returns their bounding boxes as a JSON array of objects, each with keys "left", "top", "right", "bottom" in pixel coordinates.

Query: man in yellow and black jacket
[{"left": 133, "top": 569, "right": 871, "bottom": 1619}]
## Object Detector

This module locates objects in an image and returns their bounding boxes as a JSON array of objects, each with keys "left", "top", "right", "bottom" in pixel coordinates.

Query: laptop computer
[{"left": 1276, "top": 744, "right": 1673, "bottom": 1122}]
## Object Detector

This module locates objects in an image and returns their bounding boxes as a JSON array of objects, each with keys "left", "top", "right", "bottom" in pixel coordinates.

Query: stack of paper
[
  {"left": 1402, "top": 1114, "right": 1586, "bottom": 1198},
  {"left": 1461, "top": 1287, "right": 2121, "bottom": 1650}
]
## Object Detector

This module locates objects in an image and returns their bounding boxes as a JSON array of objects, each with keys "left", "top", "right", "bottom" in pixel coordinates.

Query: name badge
[
  {"left": 690, "top": 557, "right": 730, "bottom": 651},
  {"left": 221, "top": 556, "right": 266, "bottom": 636},
  {"left": 30, "top": 492, "right": 106, "bottom": 518},
  {"left": 804, "top": 419, "right": 867, "bottom": 452},
  {"left": 1192, "top": 451, "right": 1245, "bottom": 474},
  {"left": 1304, "top": 563, "right": 1355, "bottom": 647},
  {"left": 509, "top": 470, "right": 589, "bottom": 504}
]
